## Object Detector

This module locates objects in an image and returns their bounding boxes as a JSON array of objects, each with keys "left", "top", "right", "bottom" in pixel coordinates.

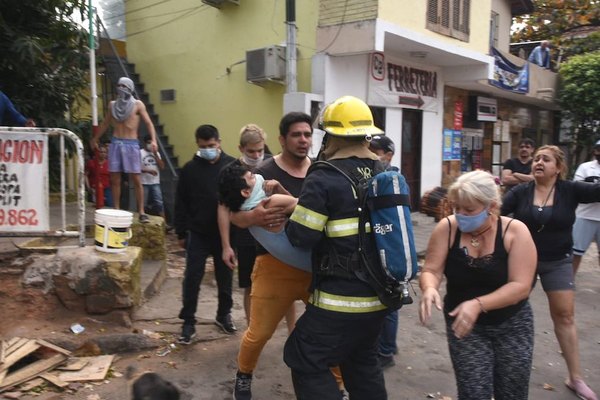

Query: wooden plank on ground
[
  {"left": 0, "top": 353, "right": 67, "bottom": 392},
  {"left": 56, "top": 358, "right": 89, "bottom": 371},
  {"left": 35, "top": 339, "right": 71, "bottom": 357},
  {"left": 0, "top": 369, "right": 6, "bottom": 386},
  {"left": 58, "top": 355, "right": 114, "bottom": 382},
  {"left": 0, "top": 340, "right": 41, "bottom": 373},
  {"left": 40, "top": 372, "right": 69, "bottom": 388},
  {"left": 4, "top": 338, "right": 29, "bottom": 359},
  {"left": 5, "top": 338, "right": 22, "bottom": 348},
  {"left": 16, "top": 377, "right": 44, "bottom": 392}
]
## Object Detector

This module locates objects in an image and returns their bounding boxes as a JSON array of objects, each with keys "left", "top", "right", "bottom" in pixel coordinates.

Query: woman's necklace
[
  {"left": 536, "top": 184, "right": 555, "bottom": 212},
  {"left": 468, "top": 223, "right": 493, "bottom": 248}
]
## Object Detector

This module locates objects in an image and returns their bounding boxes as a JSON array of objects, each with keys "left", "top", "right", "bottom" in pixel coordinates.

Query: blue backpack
[{"left": 311, "top": 160, "right": 418, "bottom": 309}]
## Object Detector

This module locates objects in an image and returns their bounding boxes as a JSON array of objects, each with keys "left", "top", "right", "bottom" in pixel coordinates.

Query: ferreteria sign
[
  {"left": 368, "top": 52, "right": 438, "bottom": 112},
  {"left": 0, "top": 133, "right": 49, "bottom": 232}
]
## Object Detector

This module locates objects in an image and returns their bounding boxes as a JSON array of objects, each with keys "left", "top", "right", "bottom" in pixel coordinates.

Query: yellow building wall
[
  {"left": 125, "top": 0, "right": 318, "bottom": 159},
  {"left": 318, "top": 0, "right": 494, "bottom": 58},
  {"left": 378, "top": 0, "right": 492, "bottom": 54},
  {"left": 319, "top": 0, "right": 378, "bottom": 26}
]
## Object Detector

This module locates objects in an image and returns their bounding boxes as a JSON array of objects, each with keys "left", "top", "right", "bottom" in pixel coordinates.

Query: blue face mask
[
  {"left": 196, "top": 148, "right": 219, "bottom": 161},
  {"left": 455, "top": 208, "right": 489, "bottom": 233}
]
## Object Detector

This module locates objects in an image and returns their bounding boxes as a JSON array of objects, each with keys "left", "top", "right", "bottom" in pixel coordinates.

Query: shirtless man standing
[{"left": 91, "top": 77, "right": 157, "bottom": 222}]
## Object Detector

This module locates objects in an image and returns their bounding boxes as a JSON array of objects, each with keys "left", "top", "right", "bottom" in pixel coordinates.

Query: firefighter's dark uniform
[{"left": 284, "top": 156, "right": 388, "bottom": 400}]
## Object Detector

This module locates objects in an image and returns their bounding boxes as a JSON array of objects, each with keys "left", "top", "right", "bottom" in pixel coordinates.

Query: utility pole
[
  {"left": 89, "top": 0, "right": 98, "bottom": 132},
  {"left": 285, "top": 0, "right": 297, "bottom": 93}
]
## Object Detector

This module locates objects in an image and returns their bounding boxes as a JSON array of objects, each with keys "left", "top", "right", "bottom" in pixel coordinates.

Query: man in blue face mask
[{"left": 174, "top": 124, "right": 237, "bottom": 344}]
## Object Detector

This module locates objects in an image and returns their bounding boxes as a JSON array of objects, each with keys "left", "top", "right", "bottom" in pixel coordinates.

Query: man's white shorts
[{"left": 572, "top": 217, "right": 600, "bottom": 256}]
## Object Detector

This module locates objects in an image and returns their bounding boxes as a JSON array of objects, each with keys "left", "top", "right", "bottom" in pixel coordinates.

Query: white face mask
[
  {"left": 146, "top": 144, "right": 153, "bottom": 152},
  {"left": 242, "top": 153, "right": 264, "bottom": 167}
]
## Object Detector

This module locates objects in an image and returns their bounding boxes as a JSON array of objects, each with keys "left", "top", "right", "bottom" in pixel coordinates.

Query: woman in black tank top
[{"left": 419, "top": 171, "right": 537, "bottom": 400}]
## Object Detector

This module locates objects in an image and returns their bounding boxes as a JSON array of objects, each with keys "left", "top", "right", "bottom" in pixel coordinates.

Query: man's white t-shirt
[
  {"left": 574, "top": 160, "right": 600, "bottom": 221},
  {"left": 140, "top": 148, "right": 161, "bottom": 185}
]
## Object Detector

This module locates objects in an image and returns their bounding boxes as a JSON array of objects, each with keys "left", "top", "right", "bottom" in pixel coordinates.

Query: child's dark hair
[
  {"left": 132, "top": 372, "right": 180, "bottom": 400},
  {"left": 218, "top": 163, "right": 250, "bottom": 211}
]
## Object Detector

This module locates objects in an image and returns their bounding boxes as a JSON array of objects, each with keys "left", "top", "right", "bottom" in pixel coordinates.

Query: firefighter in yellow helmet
[{"left": 283, "top": 96, "right": 389, "bottom": 399}]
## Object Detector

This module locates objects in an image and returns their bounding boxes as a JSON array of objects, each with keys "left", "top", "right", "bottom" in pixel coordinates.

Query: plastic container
[{"left": 94, "top": 209, "right": 133, "bottom": 253}]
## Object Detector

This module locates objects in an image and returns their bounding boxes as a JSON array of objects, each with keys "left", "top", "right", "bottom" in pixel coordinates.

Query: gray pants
[{"left": 446, "top": 302, "right": 534, "bottom": 400}]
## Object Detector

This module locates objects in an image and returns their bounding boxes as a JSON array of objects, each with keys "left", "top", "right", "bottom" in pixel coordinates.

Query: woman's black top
[
  {"left": 501, "top": 180, "right": 600, "bottom": 261},
  {"left": 444, "top": 217, "right": 527, "bottom": 325}
]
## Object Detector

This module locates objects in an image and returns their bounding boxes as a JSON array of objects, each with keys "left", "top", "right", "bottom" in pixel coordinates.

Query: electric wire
[
  {"left": 125, "top": 5, "right": 203, "bottom": 23},
  {"left": 102, "top": 0, "right": 176, "bottom": 21},
  {"left": 319, "top": 0, "right": 349, "bottom": 53},
  {"left": 113, "top": 6, "right": 205, "bottom": 40}
]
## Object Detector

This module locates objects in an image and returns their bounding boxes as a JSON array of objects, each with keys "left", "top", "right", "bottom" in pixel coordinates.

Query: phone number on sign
[{"left": 0, "top": 209, "right": 39, "bottom": 226}]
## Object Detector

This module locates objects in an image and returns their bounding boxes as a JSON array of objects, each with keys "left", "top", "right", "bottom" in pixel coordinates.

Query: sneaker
[
  {"left": 139, "top": 214, "right": 150, "bottom": 223},
  {"left": 233, "top": 371, "right": 252, "bottom": 400},
  {"left": 177, "top": 323, "right": 196, "bottom": 344},
  {"left": 215, "top": 314, "right": 237, "bottom": 334},
  {"left": 340, "top": 388, "right": 350, "bottom": 400},
  {"left": 377, "top": 354, "right": 395, "bottom": 369}
]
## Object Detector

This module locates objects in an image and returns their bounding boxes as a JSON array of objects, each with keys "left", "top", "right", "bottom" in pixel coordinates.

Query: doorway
[{"left": 401, "top": 109, "right": 422, "bottom": 210}]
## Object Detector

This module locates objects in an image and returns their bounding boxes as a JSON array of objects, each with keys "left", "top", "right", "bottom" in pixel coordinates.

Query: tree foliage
[
  {"left": 558, "top": 51, "right": 600, "bottom": 166},
  {"left": 512, "top": 0, "right": 600, "bottom": 43},
  {"left": 0, "top": 0, "right": 90, "bottom": 127}
]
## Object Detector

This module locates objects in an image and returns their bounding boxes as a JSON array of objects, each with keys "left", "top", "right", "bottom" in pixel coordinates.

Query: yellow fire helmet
[{"left": 321, "top": 95, "right": 384, "bottom": 138}]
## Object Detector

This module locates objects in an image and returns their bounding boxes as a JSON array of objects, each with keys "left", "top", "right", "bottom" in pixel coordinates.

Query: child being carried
[{"left": 218, "top": 163, "right": 311, "bottom": 270}]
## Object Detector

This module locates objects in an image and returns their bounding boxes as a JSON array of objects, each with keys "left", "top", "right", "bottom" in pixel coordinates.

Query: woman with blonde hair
[
  {"left": 502, "top": 145, "right": 600, "bottom": 400},
  {"left": 420, "top": 170, "right": 537, "bottom": 399}
]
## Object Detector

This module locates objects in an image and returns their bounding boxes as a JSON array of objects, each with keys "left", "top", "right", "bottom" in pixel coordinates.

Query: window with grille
[{"left": 426, "top": 0, "right": 470, "bottom": 42}]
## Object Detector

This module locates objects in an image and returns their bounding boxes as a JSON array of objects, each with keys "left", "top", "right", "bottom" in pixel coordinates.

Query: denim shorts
[{"left": 572, "top": 217, "right": 600, "bottom": 256}]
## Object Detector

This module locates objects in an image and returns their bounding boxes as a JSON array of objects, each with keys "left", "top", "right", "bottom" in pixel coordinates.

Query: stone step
[{"left": 140, "top": 258, "right": 168, "bottom": 300}]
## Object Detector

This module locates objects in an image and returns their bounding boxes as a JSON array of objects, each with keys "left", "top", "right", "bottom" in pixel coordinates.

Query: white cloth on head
[{"left": 111, "top": 77, "right": 136, "bottom": 122}]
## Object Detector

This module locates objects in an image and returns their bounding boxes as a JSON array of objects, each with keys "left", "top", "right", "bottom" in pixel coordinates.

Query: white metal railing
[{"left": 0, "top": 127, "right": 86, "bottom": 247}]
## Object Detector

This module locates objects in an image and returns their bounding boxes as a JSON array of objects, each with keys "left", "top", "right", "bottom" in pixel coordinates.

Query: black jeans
[
  {"left": 284, "top": 305, "right": 387, "bottom": 400},
  {"left": 178, "top": 231, "right": 233, "bottom": 324}
]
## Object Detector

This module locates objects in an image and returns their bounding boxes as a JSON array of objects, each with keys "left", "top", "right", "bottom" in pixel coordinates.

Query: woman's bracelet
[{"left": 474, "top": 297, "right": 487, "bottom": 313}]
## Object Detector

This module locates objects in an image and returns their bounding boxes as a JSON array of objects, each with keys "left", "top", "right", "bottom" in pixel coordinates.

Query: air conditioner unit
[
  {"left": 201, "top": 0, "right": 239, "bottom": 8},
  {"left": 246, "top": 46, "right": 286, "bottom": 85}
]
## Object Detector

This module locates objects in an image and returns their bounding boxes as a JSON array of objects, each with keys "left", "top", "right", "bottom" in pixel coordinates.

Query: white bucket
[{"left": 94, "top": 209, "right": 133, "bottom": 253}]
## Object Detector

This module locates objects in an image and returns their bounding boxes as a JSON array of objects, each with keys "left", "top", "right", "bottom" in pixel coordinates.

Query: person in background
[
  {"left": 420, "top": 170, "right": 536, "bottom": 400},
  {"left": 91, "top": 77, "right": 157, "bottom": 223},
  {"left": 140, "top": 134, "right": 168, "bottom": 225},
  {"left": 501, "top": 145, "right": 600, "bottom": 400},
  {"left": 174, "top": 124, "right": 237, "bottom": 345},
  {"left": 85, "top": 142, "right": 113, "bottom": 208},
  {"left": 501, "top": 138, "right": 535, "bottom": 193},
  {"left": 528, "top": 40, "right": 551, "bottom": 69},
  {"left": 369, "top": 134, "right": 399, "bottom": 369},
  {"left": 0, "top": 90, "right": 36, "bottom": 127},
  {"left": 369, "top": 135, "right": 396, "bottom": 171},
  {"left": 572, "top": 139, "right": 600, "bottom": 274}
]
